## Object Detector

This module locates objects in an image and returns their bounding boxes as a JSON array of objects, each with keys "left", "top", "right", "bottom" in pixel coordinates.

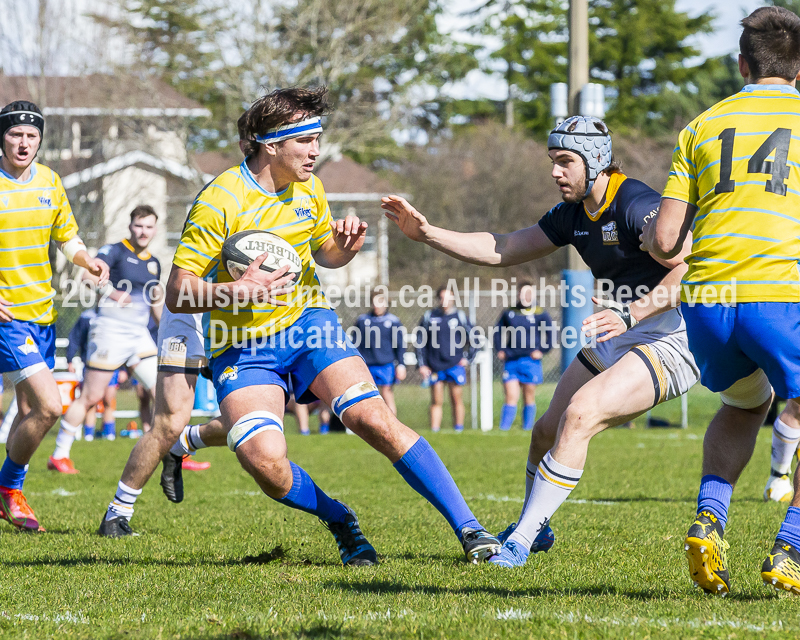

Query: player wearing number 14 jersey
[{"left": 643, "top": 6, "right": 800, "bottom": 596}]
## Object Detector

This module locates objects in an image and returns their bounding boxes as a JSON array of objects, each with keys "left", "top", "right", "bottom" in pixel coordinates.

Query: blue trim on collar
[
  {"left": 0, "top": 162, "right": 37, "bottom": 184},
  {"left": 741, "top": 84, "right": 800, "bottom": 95},
  {"left": 239, "top": 160, "right": 290, "bottom": 197}
]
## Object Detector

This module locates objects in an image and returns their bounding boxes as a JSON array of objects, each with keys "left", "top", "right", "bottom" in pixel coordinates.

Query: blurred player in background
[
  {"left": 416, "top": 286, "right": 475, "bottom": 433},
  {"left": 643, "top": 6, "right": 800, "bottom": 596},
  {"left": 65, "top": 309, "right": 123, "bottom": 441},
  {"left": 764, "top": 400, "right": 800, "bottom": 503},
  {"left": 494, "top": 281, "right": 553, "bottom": 431},
  {"left": 163, "top": 87, "right": 501, "bottom": 565},
  {"left": 384, "top": 115, "right": 698, "bottom": 568},
  {"left": 0, "top": 100, "right": 108, "bottom": 531},
  {"left": 49, "top": 205, "right": 162, "bottom": 473},
  {"left": 353, "top": 291, "right": 406, "bottom": 415}
]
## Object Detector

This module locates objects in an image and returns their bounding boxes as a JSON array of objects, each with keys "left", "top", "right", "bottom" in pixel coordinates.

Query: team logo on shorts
[
  {"left": 602, "top": 221, "right": 619, "bottom": 245},
  {"left": 167, "top": 336, "right": 187, "bottom": 353},
  {"left": 17, "top": 336, "right": 39, "bottom": 355},
  {"left": 147, "top": 262, "right": 158, "bottom": 275},
  {"left": 218, "top": 366, "right": 239, "bottom": 384}
]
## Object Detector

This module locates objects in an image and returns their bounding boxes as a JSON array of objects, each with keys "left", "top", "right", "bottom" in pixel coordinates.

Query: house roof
[
  {"left": 62, "top": 150, "right": 200, "bottom": 189},
  {"left": 0, "top": 74, "right": 211, "bottom": 117}
]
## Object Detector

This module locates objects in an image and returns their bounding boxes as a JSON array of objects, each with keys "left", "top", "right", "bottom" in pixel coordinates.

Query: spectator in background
[
  {"left": 353, "top": 292, "right": 406, "bottom": 415},
  {"left": 494, "top": 281, "right": 553, "bottom": 431},
  {"left": 417, "top": 287, "right": 476, "bottom": 433}
]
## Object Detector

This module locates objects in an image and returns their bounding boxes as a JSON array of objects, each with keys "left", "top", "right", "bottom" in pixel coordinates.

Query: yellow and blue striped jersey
[
  {"left": 663, "top": 84, "right": 800, "bottom": 303},
  {"left": 0, "top": 162, "right": 78, "bottom": 324},
  {"left": 173, "top": 160, "right": 334, "bottom": 356}
]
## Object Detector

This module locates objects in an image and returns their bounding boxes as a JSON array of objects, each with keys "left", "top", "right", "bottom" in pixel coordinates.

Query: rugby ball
[{"left": 221, "top": 230, "right": 303, "bottom": 282}]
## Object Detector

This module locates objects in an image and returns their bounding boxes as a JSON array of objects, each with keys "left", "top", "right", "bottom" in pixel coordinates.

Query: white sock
[
  {"left": 772, "top": 417, "right": 800, "bottom": 475},
  {"left": 509, "top": 450, "right": 583, "bottom": 549},
  {"left": 169, "top": 424, "right": 207, "bottom": 457},
  {"left": 52, "top": 420, "right": 79, "bottom": 459},
  {"left": 105, "top": 481, "right": 142, "bottom": 521}
]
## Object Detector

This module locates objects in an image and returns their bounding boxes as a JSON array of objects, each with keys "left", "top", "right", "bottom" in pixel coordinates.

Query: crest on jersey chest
[
  {"left": 293, "top": 196, "right": 313, "bottom": 220},
  {"left": 602, "top": 221, "right": 619, "bottom": 245},
  {"left": 147, "top": 261, "right": 158, "bottom": 275}
]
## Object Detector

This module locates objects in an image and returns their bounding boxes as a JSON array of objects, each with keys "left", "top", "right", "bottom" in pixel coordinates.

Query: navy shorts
[
  {"left": 368, "top": 363, "right": 395, "bottom": 386},
  {"left": 682, "top": 302, "right": 800, "bottom": 399},
  {"left": 502, "top": 357, "right": 543, "bottom": 385},
  {"left": 210, "top": 308, "right": 362, "bottom": 404},
  {"left": 0, "top": 319, "right": 55, "bottom": 374}
]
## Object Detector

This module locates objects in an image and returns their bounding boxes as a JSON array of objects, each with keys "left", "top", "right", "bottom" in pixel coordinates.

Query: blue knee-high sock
[
  {"left": 0, "top": 456, "right": 28, "bottom": 490},
  {"left": 777, "top": 507, "right": 800, "bottom": 549},
  {"left": 522, "top": 404, "right": 536, "bottom": 430},
  {"left": 393, "top": 437, "right": 480, "bottom": 539},
  {"left": 500, "top": 405, "right": 517, "bottom": 430},
  {"left": 276, "top": 462, "right": 349, "bottom": 524},
  {"left": 697, "top": 474, "right": 733, "bottom": 529}
]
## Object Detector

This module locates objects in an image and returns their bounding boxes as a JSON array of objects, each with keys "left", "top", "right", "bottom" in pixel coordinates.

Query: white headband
[{"left": 254, "top": 117, "right": 323, "bottom": 144}]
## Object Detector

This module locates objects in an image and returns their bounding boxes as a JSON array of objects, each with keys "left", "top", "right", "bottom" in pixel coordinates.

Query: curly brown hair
[{"left": 240, "top": 87, "right": 332, "bottom": 147}]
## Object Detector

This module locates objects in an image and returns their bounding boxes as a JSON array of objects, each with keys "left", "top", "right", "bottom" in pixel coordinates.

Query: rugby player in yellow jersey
[
  {"left": 643, "top": 6, "right": 800, "bottom": 596},
  {"left": 0, "top": 100, "right": 108, "bottom": 531},
  {"left": 163, "top": 87, "right": 501, "bottom": 566}
]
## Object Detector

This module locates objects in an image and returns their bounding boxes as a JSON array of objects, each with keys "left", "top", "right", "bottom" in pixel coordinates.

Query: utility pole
[{"left": 561, "top": 0, "right": 593, "bottom": 372}]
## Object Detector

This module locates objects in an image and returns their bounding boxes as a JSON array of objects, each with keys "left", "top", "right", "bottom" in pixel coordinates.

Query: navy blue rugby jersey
[
  {"left": 537, "top": 173, "right": 669, "bottom": 302},
  {"left": 96, "top": 239, "right": 161, "bottom": 326}
]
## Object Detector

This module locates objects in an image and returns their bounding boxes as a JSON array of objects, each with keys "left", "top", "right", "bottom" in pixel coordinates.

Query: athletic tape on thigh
[
  {"left": 227, "top": 410, "right": 284, "bottom": 452},
  {"left": 720, "top": 369, "right": 773, "bottom": 409},
  {"left": 331, "top": 381, "right": 381, "bottom": 419},
  {"left": 131, "top": 356, "right": 157, "bottom": 391}
]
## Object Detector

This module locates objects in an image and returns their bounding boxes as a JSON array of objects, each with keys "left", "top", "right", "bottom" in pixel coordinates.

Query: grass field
[{"left": 1, "top": 384, "right": 799, "bottom": 639}]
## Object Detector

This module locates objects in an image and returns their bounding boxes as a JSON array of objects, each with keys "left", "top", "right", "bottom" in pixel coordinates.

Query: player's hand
[
  {"left": 639, "top": 226, "right": 656, "bottom": 254},
  {"left": 395, "top": 364, "right": 407, "bottom": 381},
  {"left": 419, "top": 365, "right": 432, "bottom": 379},
  {"left": 236, "top": 254, "right": 296, "bottom": 306},
  {"left": 582, "top": 297, "right": 635, "bottom": 342},
  {"left": 381, "top": 195, "right": 430, "bottom": 242},
  {"left": 0, "top": 294, "right": 14, "bottom": 322},
  {"left": 86, "top": 258, "right": 110, "bottom": 286},
  {"left": 531, "top": 350, "right": 543, "bottom": 360},
  {"left": 497, "top": 350, "right": 506, "bottom": 361},
  {"left": 67, "top": 362, "right": 76, "bottom": 373},
  {"left": 331, "top": 215, "right": 368, "bottom": 253},
  {"left": 458, "top": 358, "right": 468, "bottom": 367}
]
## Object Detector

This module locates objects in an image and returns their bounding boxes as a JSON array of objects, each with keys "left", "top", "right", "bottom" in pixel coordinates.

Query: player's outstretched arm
[
  {"left": 381, "top": 195, "right": 557, "bottom": 266},
  {"left": 314, "top": 214, "right": 369, "bottom": 269},
  {"left": 166, "top": 253, "right": 295, "bottom": 314}
]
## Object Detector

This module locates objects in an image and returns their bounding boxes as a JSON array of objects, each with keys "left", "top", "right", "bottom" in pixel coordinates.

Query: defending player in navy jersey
[
  {"left": 416, "top": 287, "right": 476, "bottom": 433},
  {"left": 384, "top": 115, "right": 699, "bottom": 567},
  {"left": 353, "top": 292, "right": 406, "bottom": 415},
  {"left": 494, "top": 282, "right": 553, "bottom": 431},
  {"left": 50, "top": 205, "right": 163, "bottom": 473}
]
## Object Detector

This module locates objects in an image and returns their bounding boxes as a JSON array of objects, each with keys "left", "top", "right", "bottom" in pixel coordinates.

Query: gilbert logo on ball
[{"left": 222, "top": 230, "right": 303, "bottom": 282}]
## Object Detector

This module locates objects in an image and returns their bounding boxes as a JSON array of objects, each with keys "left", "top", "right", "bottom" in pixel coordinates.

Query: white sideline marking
[
  {"left": 477, "top": 494, "right": 618, "bottom": 506},
  {"left": 51, "top": 488, "right": 76, "bottom": 497},
  {"left": 553, "top": 612, "right": 787, "bottom": 631},
  {"left": 224, "top": 490, "right": 260, "bottom": 497},
  {"left": 1, "top": 612, "right": 88, "bottom": 624},
  {"left": 496, "top": 608, "right": 532, "bottom": 620}
]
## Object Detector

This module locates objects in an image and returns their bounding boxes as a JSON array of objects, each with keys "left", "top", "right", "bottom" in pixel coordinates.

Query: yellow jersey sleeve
[
  {"left": 173, "top": 194, "right": 230, "bottom": 278},
  {"left": 662, "top": 121, "right": 699, "bottom": 207},
  {"left": 310, "top": 181, "right": 333, "bottom": 252},
  {"left": 50, "top": 172, "right": 78, "bottom": 243}
]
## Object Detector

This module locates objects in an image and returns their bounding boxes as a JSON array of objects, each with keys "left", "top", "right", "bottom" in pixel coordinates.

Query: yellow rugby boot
[
  {"left": 762, "top": 540, "right": 800, "bottom": 595},
  {"left": 684, "top": 510, "right": 730, "bottom": 596}
]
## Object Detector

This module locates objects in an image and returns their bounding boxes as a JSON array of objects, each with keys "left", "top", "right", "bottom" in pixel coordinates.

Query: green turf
[{"left": 1, "top": 385, "right": 799, "bottom": 639}]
